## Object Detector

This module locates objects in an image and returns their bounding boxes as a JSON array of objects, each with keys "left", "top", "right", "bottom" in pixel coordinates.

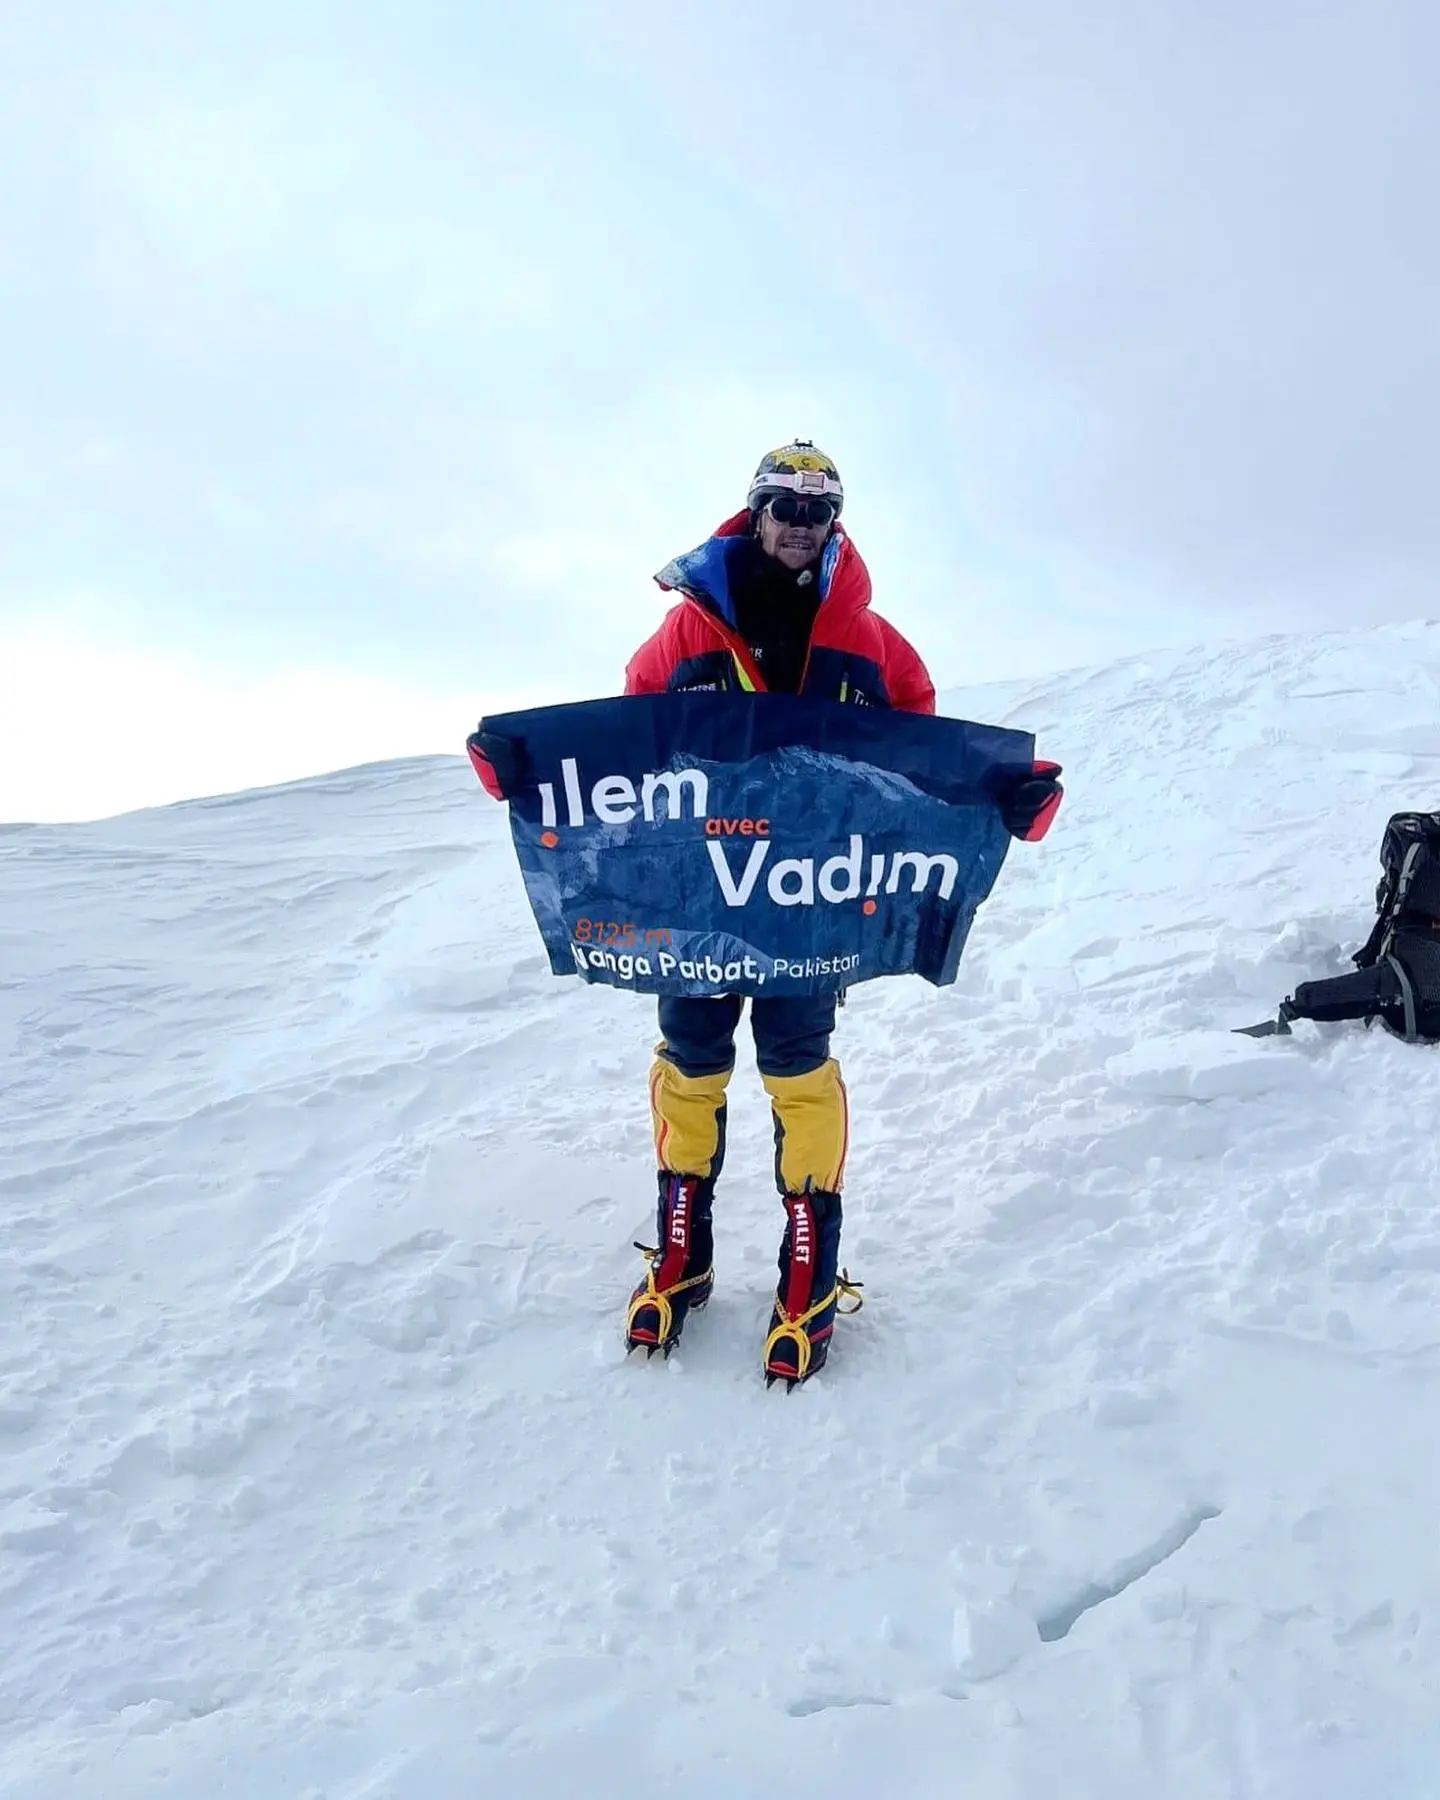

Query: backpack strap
[
  {"left": 1385, "top": 950, "right": 1420, "bottom": 1041},
  {"left": 1384, "top": 841, "right": 1426, "bottom": 961},
  {"left": 1357, "top": 836, "right": 1426, "bottom": 968},
  {"left": 1353, "top": 909, "right": 1388, "bottom": 970}
]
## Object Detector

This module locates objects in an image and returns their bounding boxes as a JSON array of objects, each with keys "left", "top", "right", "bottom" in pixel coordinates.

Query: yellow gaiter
[{"left": 761, "top": 1058, "right": 849, "bottom": 1195}]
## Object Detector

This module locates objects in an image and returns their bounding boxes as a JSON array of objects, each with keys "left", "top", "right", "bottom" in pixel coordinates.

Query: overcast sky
[{"left": 3, "top": 0, "right": 1437, "bottom": 820}]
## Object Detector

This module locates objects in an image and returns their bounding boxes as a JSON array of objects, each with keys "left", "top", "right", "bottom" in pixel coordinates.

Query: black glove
[
  {"left": 997, "top": 761, "right": 1063, "bottom": 841},
  {"left": 467, "top": 727, "right": 523, "bottom": 801}
]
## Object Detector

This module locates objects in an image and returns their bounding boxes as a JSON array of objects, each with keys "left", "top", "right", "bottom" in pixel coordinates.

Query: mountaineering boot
[
  {"left": 625, "top": 1171, "right": 715, "bottom": 1358},
  {"left": 763, "top": 1186, "right": 863, "bottom": 1389}
]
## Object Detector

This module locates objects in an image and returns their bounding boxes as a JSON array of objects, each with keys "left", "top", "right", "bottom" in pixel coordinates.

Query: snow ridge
[{"left": 4, "top": 622, "right": 1440, "bottom": 1798}]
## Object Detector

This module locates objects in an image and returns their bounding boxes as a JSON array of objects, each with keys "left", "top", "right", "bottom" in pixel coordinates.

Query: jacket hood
[{"left": 654, "top": 509, "right": 872, "bottom": 629}]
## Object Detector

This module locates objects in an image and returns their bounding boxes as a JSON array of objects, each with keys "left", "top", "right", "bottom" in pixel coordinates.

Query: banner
[{"left": 475, "top": 692, "right": 1035, "bottom": 997}]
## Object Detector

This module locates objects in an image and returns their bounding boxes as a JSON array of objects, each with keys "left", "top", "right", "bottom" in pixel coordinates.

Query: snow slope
[{"left": 5, "top": 621, "right": 1440, "bottom": 1799}]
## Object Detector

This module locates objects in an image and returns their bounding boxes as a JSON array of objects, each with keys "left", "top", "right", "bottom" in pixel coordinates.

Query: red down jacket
[{"left": 625, "top": 511, "right": 935, "bottom": 714}]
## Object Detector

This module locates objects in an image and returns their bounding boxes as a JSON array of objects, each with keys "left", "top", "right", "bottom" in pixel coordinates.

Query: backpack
[
  {"left": 1352, "top": 811, "right": 1440, "bottom": 972},
  {"left": 1239, "top": 810, "right": 1440, "bottom": 1041}
]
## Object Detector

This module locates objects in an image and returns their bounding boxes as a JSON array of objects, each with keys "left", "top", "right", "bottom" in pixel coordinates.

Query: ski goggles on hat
[
  {"left": 748, "top": 464, "right": 844, "bottom": 510},
  {"left": 767, "top": 466, "right": 842, "bottom": 498},
  {"left": 764, "top": 494, "right": 837, "bottom": 527}
]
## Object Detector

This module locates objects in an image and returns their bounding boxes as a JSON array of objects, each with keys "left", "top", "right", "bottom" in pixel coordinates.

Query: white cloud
[
  {"left": 4, "top": 0, "right": 1437, "bottom": 819},
  {"left": 105, "top": 89, "right": 366, "bottom": 272},
  {"left": 0, "top": 618, "right": 512, "bottom": 823},
  {"left": 99, "top": 87, "right": 573, "bottom": 377}
]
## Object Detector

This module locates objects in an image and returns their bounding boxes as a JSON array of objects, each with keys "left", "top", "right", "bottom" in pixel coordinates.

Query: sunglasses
[{"left": 764, "top": 495, "right": 837, "bottom": 528}]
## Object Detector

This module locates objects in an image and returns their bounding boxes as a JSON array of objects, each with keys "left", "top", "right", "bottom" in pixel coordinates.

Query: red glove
[
  {"left": 466, "top": 728, "right": 521, "bottom": 802},
  {"left": 997, "top": 760, "right": 1063, "bottom": 841}
]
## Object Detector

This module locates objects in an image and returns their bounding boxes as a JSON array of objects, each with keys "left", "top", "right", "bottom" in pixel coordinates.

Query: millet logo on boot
[
  {"left": 669, "top": 1181, "right": 691, "bottom": 1249},
  {"left": 790, "top": 1199, "right": 813, "bottom": 1268}
]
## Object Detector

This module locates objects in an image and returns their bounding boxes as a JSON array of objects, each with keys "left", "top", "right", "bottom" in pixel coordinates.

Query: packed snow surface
[{"left": 5, "top": 622, "right": 1440, "bottom": 1799}]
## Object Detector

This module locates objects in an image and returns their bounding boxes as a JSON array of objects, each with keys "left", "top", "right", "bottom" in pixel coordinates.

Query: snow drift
[{"left": 5, "top": 621, "right": 1440, "bottom": 1799}]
